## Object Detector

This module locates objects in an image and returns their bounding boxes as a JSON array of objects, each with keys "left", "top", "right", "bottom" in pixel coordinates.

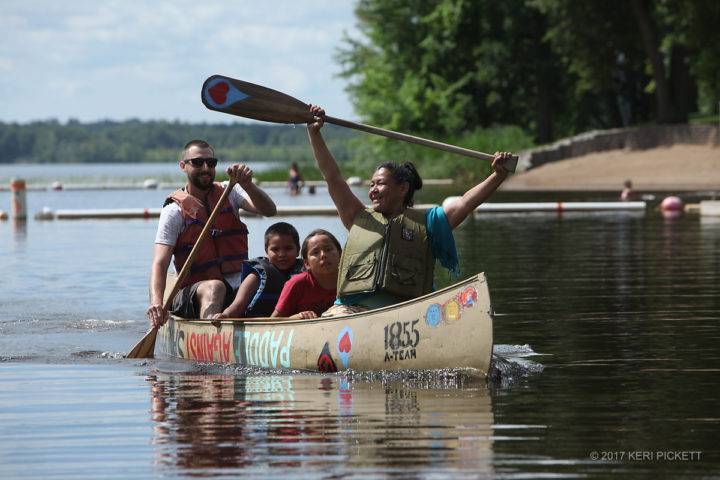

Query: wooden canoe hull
[{"left": 155, "top": 273, "right": 494, "bottom": 376}]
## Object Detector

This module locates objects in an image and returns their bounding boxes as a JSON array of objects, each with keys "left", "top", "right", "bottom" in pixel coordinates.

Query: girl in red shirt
[{"left": 271, "top": 230, "right": 342, "bottom": 319}]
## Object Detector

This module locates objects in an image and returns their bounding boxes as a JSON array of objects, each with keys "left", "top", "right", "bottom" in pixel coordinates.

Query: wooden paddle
[
  {"left": 126, "top": 177, "right": 238, "bottom": 359},
  {"left": 201, "top": 75, "right": 518, "bottom": 173}
]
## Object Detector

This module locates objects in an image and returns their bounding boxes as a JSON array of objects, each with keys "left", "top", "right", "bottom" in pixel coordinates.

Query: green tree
[
  {"left": 528, "top": 0, "right": 657, "bottom": 126},
  {"left": 534, "top": 0, "right": 720, "bottom": 124},
  {"left": 664, "top": 0, "right": 720, "bottom": 115},
  {"left": 338, "top": 0, "right": 719, "bottom": 148},
  {"left": 337, "top": 0, "right": 594, "bottom": 144}
]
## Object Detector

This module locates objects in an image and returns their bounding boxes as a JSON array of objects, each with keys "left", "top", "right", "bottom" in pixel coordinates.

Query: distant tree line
[
  {"left": 0, "top": 118, "right": 534, "bottom": 184},
  {"left": 0, "top": 119, "right": 358, "bottom": 166}
]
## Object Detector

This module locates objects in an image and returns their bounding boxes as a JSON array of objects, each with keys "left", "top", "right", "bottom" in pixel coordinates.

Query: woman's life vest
[
  {"left": 168, "top": 183, "right": 249, "bottom": 289},
  {"left": 241, "top": 257, "right": 305, "bottom": 317},
  {"left": 337, "top": 208, "right": 434, "bottom": 301}
]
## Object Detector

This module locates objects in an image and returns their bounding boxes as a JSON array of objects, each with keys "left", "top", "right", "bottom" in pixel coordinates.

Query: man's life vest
[
  {"left": 168, "top": 183, "right": 249, "bottom": 289},
  {"left": 241, "top": 257, "right": 304, "bottom": 317},
  {"left": 337, "top": 208, "right": 434, "bottom": 301}
]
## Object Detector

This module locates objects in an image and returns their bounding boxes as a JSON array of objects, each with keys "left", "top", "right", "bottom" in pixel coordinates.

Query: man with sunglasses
[{"left": 147, "top": 139, "right": 277, "bottom": 328}]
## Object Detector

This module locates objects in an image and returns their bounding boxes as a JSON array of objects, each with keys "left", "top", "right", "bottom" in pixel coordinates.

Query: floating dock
[
  {"left": 31, "top": 201, "right": 649, "bottom": 220},
  {"left": 475, "top": 201, "right": 646, "bottom": 213},
  {"left": 45, "top": 206, "right": 346, "bottom": 220},
  {"left": 41, "top": 204, "right": 437, "bottom": 220},
  {"left": 699, "top": 200, "right": 720, "bottom": 216},
  {"left": 53, "top": 208, "right": 162, "bottom": 220},
  {"left": 442, "top": 197, "right": 647, "bottom": 213}
]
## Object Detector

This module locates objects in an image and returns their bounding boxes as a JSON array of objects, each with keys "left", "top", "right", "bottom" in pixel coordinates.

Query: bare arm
[
  {"left": 147, "top": 243, "right": 174, "bottom": 328},
  {"left": 307, "top": 106, "right": 364, "bottom": 230},
  {"left": 227, "top": 164, "right": 277, "bottom": 217},
  {"left": 443, "top": 152, "right": 511, "bottom": 229},
  {"left": 239, "top": 182, "right": 277, "bottom": 216},
  {"left": 213, "top": 272, "right": 260, "bottom": 319},
  {"left": 271, "top": 309, "right": 318, "bottom": 319}
]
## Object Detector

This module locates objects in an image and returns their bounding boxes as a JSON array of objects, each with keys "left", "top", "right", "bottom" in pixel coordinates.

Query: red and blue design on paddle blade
[
  {"left": 203, "top": 77, "right": 249, "bottom": 109},
  {"left": 201, "top": 75, "right": 313, "bottom": 124}
]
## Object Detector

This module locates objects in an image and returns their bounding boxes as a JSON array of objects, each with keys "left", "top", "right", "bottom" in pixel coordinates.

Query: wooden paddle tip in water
[{"left": 126, "top": 328, "right": 157, "bottom": 359}]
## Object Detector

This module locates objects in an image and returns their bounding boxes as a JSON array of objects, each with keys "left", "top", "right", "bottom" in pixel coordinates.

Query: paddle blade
[
  {"left": 202, "top": 75, "right": 313, "bottom": 124},
  {"left": 126, "top": 328, "right": 157, "bottom": 359},
  {"left": 503, "top": 155, "right": 519, "bottom": 173}
]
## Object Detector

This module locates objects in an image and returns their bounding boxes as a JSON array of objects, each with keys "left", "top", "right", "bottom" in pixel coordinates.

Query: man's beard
[{"left": 190, "top": 172, "right": 214, "bottom": 190}]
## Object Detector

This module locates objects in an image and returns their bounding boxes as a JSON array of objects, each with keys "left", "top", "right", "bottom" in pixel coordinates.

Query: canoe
[{"left": 155, "top": 272, "right": 494, "bottom": 376}]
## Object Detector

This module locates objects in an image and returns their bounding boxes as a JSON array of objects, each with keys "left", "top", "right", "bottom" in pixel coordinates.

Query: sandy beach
[{"left": 502, "top": 144, "right": 719, "bottom": 192}]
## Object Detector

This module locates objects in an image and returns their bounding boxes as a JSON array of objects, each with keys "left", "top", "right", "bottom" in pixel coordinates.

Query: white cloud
[{"left": 0, "top": 0, "right": 359, "bottom": 123}]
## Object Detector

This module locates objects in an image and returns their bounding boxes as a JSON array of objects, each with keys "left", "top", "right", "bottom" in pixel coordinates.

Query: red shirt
[{"left": 274, "top": 271, "right": 337, "bottom": 317}]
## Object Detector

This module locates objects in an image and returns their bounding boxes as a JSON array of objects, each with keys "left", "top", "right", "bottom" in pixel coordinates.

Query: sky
[{"left": 0, "top": 0, "right": 360, "bottom": 125}]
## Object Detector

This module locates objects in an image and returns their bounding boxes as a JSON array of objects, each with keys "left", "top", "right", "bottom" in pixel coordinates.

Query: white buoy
[{"left": 34, "top": 206, "right": 55, "bottom": 220}]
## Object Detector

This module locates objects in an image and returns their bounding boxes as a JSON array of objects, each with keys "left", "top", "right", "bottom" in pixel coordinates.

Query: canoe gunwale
[{"left": 172, "top": 272, "right": 488, "bottom": 326}]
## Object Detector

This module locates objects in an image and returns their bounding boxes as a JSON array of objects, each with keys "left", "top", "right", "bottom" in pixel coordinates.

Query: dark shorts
[{"left": 170, "top": 279, "right": 235, "bottom": 318}]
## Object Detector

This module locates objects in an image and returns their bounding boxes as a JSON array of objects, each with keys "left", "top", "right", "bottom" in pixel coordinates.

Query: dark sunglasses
[{"left": 184, "top": 157, "right": 218, "bottom": 168}]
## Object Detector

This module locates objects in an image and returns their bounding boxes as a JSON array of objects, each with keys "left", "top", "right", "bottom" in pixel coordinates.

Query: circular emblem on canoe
[
  {"left": 425, "top": 303, "right": 442, "bottom": 327},
  {"left": 461, "top": 286, "right": 478, "bottom": 307},
  {"left": 444, "top": 299, "right": 461, "bottom": 322}
]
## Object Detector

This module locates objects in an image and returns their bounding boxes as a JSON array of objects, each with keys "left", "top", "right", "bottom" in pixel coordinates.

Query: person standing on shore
[{"left": 147, "top": 139, "right": 277, "bottom": 328}]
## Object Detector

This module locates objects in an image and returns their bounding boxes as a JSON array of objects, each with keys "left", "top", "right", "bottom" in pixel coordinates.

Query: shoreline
[{"left": 502, "top": 144, "right": 720, "bottom": 192}]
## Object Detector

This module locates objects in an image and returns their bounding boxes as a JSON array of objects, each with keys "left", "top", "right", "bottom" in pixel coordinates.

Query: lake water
[{"left": 1, "top": 164, "right": 719, "bottom": 478}]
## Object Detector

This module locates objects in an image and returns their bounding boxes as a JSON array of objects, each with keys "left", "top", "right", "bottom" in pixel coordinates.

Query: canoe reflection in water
[{"left": 148, "top": 371, "right": 494, "bottom": 475}]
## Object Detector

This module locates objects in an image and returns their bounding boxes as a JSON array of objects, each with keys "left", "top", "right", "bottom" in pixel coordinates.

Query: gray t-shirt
[{"left": 155, "top": 182, "right": 249, "bottom": 289}]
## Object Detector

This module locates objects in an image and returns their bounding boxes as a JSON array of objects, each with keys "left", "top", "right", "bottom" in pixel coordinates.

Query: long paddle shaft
[
  {"left": 126, "top": 177, "right": 238, "bottom": 359},
  {"left": 201, "top": 75, "right": 518, "bottom": 173}
]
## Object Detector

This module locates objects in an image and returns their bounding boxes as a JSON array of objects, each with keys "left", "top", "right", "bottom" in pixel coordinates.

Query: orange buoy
[{"left": 10, "top": 178, "right": 27, "bottom": 220}]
